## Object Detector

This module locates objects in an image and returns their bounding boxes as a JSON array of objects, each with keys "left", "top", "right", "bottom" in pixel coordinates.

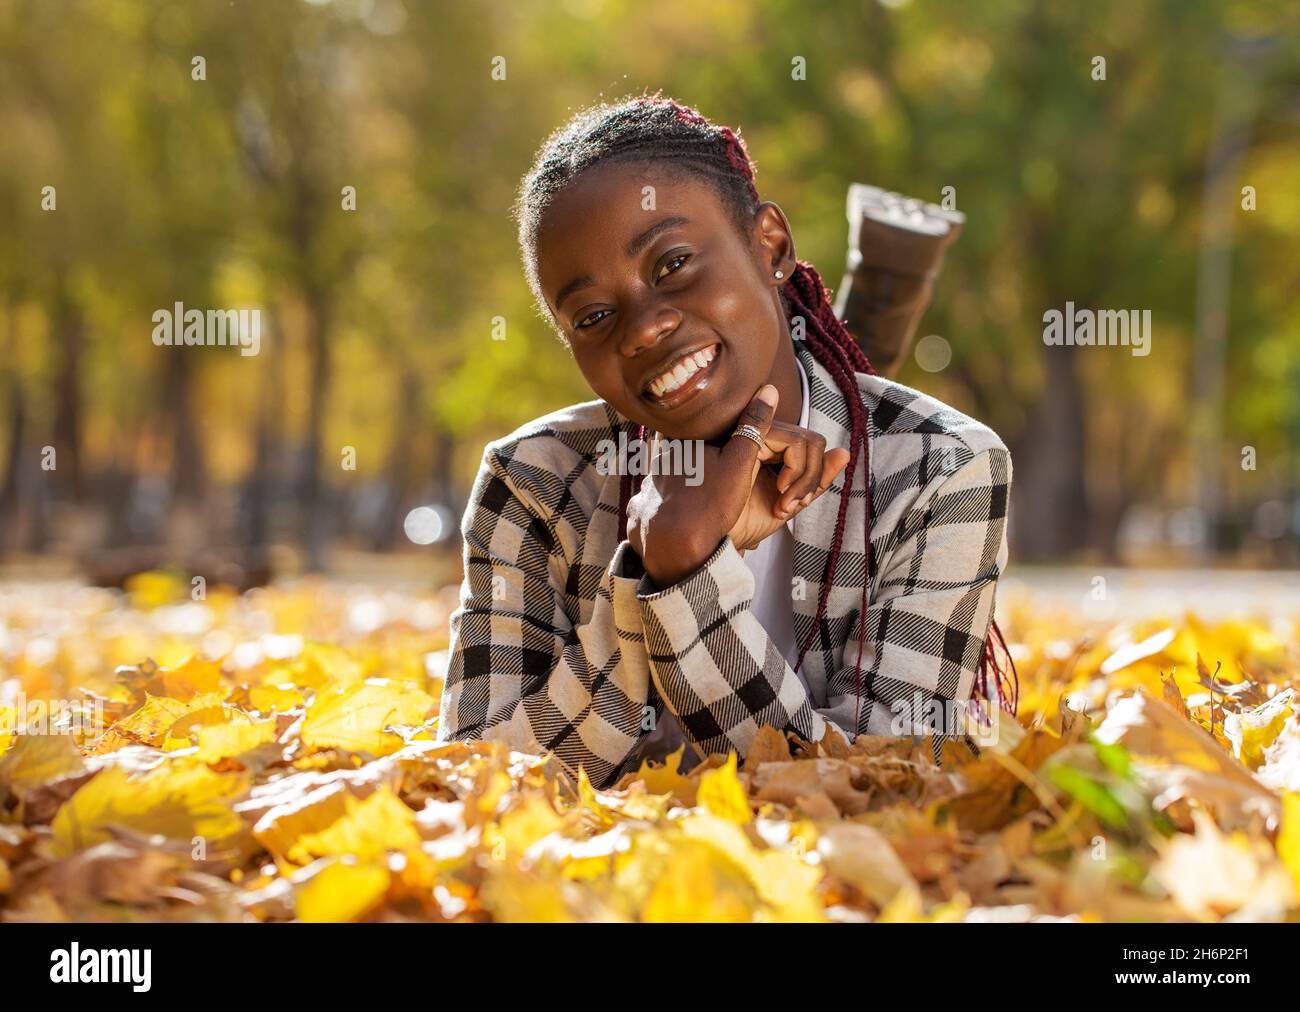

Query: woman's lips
[{"left": 642, "top": 343, "right": 721, "bottom": 411}]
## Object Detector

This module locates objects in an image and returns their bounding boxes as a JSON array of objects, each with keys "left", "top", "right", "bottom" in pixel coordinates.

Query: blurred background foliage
[{"left": 0, "top": 0, "right": 1297, "bottom": 581}]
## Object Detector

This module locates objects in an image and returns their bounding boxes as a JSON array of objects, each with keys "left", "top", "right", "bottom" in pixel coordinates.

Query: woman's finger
[
  {"left": 756, "top": 420, "right": 804, "bottom": 454},
  {"left": 816, "top": 448, "right": 851, "bottom": 496},
  {"left": 785, "top": 437, "right": 826, "bottom": 512},
  {"left": 717, "top": 384, "right": 781, "bottom": 523},
  {"left": 720, "top": 384, "right": 779, "bottom": 479},
  {"left": 781, "top": 445, "right": 849, "bottom": 520},
  {"left": 774, "top": 433, "right": 806, "bottom": 498}
]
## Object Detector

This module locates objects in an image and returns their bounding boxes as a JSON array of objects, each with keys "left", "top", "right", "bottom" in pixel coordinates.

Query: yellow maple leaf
[
  {"left": 160, "top": 655, "right": 223, "bottom": 701},
  {"left": 0, "top": 733, "right": 86, "bottom": 792},
  {"left": 295, "top": 859, "right": 391, "bottom": 922},
  {"left": 248, "top": 682, "right": 303, "bottom": 714},
  {"left": 1225, "top": 690, "right": 1294, "bottom": 770},
  {"left": 483, "top": 792, "right": 572, "bottom": 861},
  {"left": 480, "top": 864, "right": 582, "bottom": 922},
  {"left": 637, "top": 836, "right": 760, "bottom": 922},
  {"left": 275, "top": 643, "right": 366, "bottom": 692},
  {"left": 51, "top": 761, "right": 249, "bottom": 856},
  {"left": 108, "top": 691, "right": 227, "bottom": 748},
  {"left": 300, "top": 679, "right": 434, "bottom": 756},
  {"left": 697, "top": 752, "right": 751, "bottom": 824},
  {"left": 195, "top": 716, "right": 278, "bottom": 762},
  {"left": 576, "top": 769, "right": 668, "bottom": 826},
  {"left": 286, "top": 786, "right": 420, "bottom": 864},
  {"left": 630, "top": 746, "right": 698, "bottom": 805},
  {"left": 248, "top": 768, "right": 397, "bottom": 860},
  {"left": 678, "top": 812, "right": 824, "bottom": 921}
]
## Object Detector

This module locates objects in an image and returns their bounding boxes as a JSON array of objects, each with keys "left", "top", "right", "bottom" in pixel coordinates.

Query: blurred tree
[{"left": 0, "top": 0, "right": 1296, "bottom": 571}]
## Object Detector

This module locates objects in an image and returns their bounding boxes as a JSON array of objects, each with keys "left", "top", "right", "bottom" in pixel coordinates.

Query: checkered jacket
[{"left": 436, "top": 341, "right": 1012, "bottom": 787}]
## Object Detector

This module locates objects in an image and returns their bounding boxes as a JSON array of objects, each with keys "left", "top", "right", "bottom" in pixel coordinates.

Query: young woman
[{"left": 436, "top": 95, "right": 1015, "bottom": 788}]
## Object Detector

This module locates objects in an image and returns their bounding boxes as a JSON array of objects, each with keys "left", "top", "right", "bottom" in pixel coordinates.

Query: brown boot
[{"left": 832, "top": 184, "right": 965, "bottom": 379}]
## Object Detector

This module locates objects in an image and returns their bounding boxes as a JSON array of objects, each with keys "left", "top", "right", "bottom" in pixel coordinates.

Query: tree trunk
[
  {"left": 165, "top": 351, "right": 207, "bottom": 503},
  {"left": 1008, "top": 345, "right": 1089, "bottom": 560},
  {"left": 52, "top": 276, "right": 84, "bottom": 502},
  {"left": 300, "top": 295, "right": 332, "bottom": 571},
  {"left": 370, "top": 369, "right": 421, "bottom": 551}
]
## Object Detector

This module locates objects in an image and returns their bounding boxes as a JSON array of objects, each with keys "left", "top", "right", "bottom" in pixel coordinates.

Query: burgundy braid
[
  {"left": 530, "top": 95, "right": 1017, "bottom": 735},
  {"left": 780, "top": 263, "right": 876, "bottom": 724}
]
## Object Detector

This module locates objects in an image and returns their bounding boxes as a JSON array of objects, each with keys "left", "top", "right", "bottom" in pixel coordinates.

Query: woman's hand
[
  {"left": 626, "top": 385, "right": 849, "bottom": 587},
  {"left": 729, "top": 411, "right": 851, "bottom": 552}
]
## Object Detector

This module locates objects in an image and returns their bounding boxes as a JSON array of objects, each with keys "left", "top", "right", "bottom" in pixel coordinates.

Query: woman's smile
[{"left": 641, "top": 341, "right": 721, "bottom": 410}]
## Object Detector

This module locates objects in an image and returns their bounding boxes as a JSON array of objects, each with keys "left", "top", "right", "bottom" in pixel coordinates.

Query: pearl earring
[{"left": 774, "top": 269, "right": 784, "bottom": 279}]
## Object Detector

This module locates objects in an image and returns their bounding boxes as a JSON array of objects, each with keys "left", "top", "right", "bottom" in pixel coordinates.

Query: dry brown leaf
[
  {"left": 1161, "top": 669, "right": 1190, "bottom": 720},
  {"left": 817, "top": 822, "right": 917, "bottom": 907},
  {"left": 939, "top": 729, "right": 1071, "bottom": 833},
  {"left": 752, "top": 759, "right": 874, "bottom": 816},
  {"left": 742, "top": 725, "right": 792, "bottom": 772}
]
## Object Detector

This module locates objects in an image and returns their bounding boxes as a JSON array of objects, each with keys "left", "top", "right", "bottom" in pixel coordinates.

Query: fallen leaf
[
  {"left": 295, "top": 858, "right": 390, "bottom": 922},
  {"left": 301, "top": 679, "right": 434, "bottom": 757},
  {"left": 51, "top": 761, "right": 250, "bottom": 857},
  {"left": 286, "top": 786, "right": 420, "bottom": 864},
  {"left": 743, "top": 725, "right": 791, "bottom": 771},
  {"left": 817, "top": 823, "right": 917, "bottom": 907},
  {"left": 697, "top": 753, "right": 751, "bottom": 824}
]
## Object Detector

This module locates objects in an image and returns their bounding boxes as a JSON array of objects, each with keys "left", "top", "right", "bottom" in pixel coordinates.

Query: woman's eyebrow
[
  {"left": 624, "top": 215, "right": 690, "bottom": 259},
  {"left": 553, "top": 215, "right": 692, "bottom": 311}
]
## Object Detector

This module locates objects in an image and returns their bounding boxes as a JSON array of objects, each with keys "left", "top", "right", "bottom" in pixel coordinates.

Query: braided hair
[{"left": 513, "top": 92, "right": 1017, "bottom": 734}]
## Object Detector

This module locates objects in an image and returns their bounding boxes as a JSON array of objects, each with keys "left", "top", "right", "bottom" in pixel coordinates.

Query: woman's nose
[{"left": 619, "top": 302, "right": 682, "bottom": 358}]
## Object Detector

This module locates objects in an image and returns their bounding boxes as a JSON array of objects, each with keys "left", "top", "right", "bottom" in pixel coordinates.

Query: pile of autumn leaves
[{"left": 1, "top": 573, "right": 1299, "bottom": 922}]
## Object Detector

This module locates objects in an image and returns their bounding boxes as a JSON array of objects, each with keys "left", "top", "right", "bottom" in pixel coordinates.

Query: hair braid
[
  {"left": 516, "top": 92, "right": 1018, "bottom": 741},
  {"left": 780, "top": 266, "right": 874, "bottom": 717}
]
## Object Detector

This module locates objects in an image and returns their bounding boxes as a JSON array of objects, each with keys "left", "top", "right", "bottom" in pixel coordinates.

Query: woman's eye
[
  {"left": 656, "top": 253, "right": 691, "bottom": 281},
  {"left": 576, "top": 309, "right": 612, "bottom": 329},
  {"left": 573, "top": 256, "right": 691, "bottom": 330}
]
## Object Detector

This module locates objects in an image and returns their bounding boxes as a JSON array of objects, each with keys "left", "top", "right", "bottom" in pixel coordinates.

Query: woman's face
[{"left": 535, "top": 161, "right": 795, "bottom": 442}]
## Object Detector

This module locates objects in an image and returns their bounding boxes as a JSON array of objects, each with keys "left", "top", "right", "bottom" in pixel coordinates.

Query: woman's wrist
[{"left": 642, "top": 531, "right": 725, "bottom": 588}]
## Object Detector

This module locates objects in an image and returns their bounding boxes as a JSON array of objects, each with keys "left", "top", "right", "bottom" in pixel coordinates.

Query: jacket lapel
[{"left": 789, "top": 340, "right": 861, "bottom": 698}]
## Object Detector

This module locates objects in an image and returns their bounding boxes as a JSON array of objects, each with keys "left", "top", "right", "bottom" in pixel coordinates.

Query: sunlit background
[{"left": 1, "top": 0, "right": 1297, "bottom": 595}]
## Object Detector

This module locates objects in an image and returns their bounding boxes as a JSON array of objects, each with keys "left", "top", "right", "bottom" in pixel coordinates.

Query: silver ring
[{"left": 733, "top": 423, "right": 765, "bottom": 450}]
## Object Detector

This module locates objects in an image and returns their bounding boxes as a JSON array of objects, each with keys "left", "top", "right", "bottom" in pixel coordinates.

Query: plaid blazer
[{"left": 436, "top": 340, "right": 1012, "bottom": 788}]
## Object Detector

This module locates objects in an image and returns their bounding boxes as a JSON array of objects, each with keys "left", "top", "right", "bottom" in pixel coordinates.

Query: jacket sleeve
[
  {"left": 435, "top": 444, "right": 652, "bottom": 788},
  {"left": 633, "top": 446, "right": 1012, "bottom": 764}
]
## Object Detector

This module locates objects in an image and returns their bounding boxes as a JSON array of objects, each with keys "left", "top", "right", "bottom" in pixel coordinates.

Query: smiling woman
[
  {"left": 434, "top": 94, "right": 1017, "bottom": 787},
  {"left": 532, "top": 157, "right": 801, "bottom": 444}
]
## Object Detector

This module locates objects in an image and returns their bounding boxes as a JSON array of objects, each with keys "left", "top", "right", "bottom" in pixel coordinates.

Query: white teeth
[{"left": 649, "top": 345, "right": 717, "bottom": 398}]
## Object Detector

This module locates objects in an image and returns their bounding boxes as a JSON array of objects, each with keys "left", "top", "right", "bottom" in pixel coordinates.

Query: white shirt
[
  {"left": 739, "top": 358, "right": 809, "bottom": 681},
  {"left": 642, "top": 359, "right": 811, "bottom": 761}
]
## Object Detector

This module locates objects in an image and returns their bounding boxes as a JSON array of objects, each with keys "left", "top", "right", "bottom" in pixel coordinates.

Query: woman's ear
[{"left": 752, "top": 201, "right": 796, "bottom": 283}]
